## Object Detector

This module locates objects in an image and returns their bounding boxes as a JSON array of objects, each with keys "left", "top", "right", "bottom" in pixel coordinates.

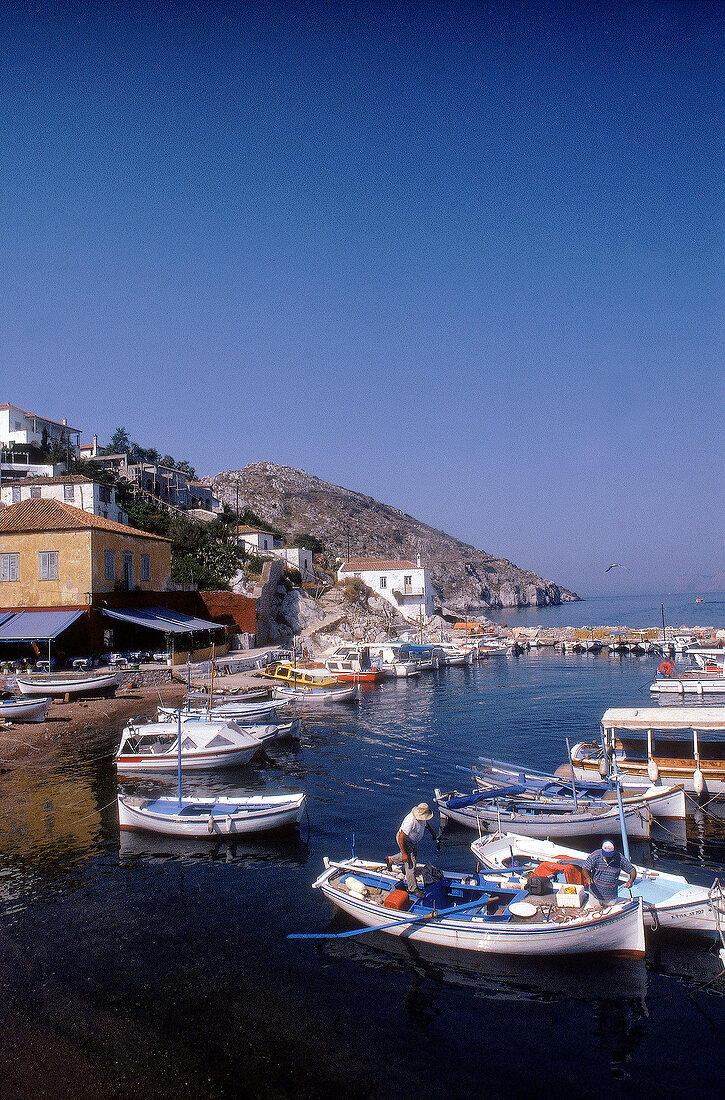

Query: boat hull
[
  {"left": 0, "top": 696, "right": 52, "bottom": 722},
  {"left": 117, "top": 792, "right": 306, "bottom": 836},
  {"left": 650, "top": 676, "right": 725, "bottom": 694},
  {"left": 273, "top": 684, "right": 358, "bottom": 702},
  {"left": 16, "top": 671, "right": 122, "bottom": 698},
  {"left": 314, "top": 860, "right": 645, "bottom": 957},
  {"left": 435, "top": 796, "right": 652, "bottom": 839},
  {"left": 472, "top": 832, "right": 720, "bottom": 935}
]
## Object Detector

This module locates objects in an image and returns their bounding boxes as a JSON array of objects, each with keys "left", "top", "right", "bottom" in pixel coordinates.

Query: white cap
[{"left": 602, "top": 840, "right": 615, "bottom": 853}]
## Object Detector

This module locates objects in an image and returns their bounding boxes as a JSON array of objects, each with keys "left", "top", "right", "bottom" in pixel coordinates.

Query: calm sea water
[
  {"left": 1, "top": 642, "right": 724, "bottom": 1098},
  {"left": 491, "top": 591, "right": 725, "bottom": 630}
]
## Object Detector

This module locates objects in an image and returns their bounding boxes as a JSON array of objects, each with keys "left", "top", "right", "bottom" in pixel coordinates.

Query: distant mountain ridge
[{"left": 206, "top": 462, "right": 579, "bottom": 612}]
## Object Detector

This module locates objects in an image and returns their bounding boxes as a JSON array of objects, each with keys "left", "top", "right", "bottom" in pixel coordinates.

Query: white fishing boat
[
  {"left": 117, "top": 790, "right": 307, "bottom": 836},
  {"left": 471, "top": 832, "right": 722, "bottom": 936},
  {"left": 115, "top": 718, "right": 262, "bottom": 773},
  {"left": 471, "top": 758, "right": 687, "bottom": 819},
  {"left": 15, "top": 669, "right": 122, "bottom": 698},
  {"left": 0, "top": 693, "right": 52, "bottom": 722},
  {"left": 273, "top": 681, "right": 359, "bottom": 703},
  {"left": 432, "top": 641, "right": 470, "bottom": 667},
  {"left": 297, "top": 857, "right": 645, "bottom": 957},
  {"left": 157, "top": 704, "right": 301, "bottom": 739},
  {"left": 650, "top": 651, "right": 725, "bottom": 695},
  {"left": 368, "top": 644, "right": 419, "bottom": 677},
  {"left": 569, "top": 706, "right": 725, "bottom": 796},
  {"left": 434, "top": 785, "right": 661, "bottom": 839}
]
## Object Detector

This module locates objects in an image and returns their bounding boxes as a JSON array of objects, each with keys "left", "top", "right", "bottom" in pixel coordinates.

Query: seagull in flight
[{"left": 605, "top": 563, "right": 628, "bottom": 572}]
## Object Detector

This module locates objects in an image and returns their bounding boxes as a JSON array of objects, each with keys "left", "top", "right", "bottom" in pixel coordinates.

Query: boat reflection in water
[
  {"left": 321, "top": 918, "right": 649, "bottom": 1003},
  {"left": 117, "top": 827, "right": 310, "bottom": 867}
]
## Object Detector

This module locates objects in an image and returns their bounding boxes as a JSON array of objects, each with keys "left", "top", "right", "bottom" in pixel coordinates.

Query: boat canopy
[
  {"left": 0, "top": 608, "right": 85, "bottom": 641},
  {"left": 601, "top": 707, "right": 725, "bottom": 731},
  {"left": 102, "top": 606, "right": 225, "bottom": 634}
]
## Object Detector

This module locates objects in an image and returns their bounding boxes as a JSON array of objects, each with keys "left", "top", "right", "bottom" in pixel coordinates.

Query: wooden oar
[{"left": 288, "top": 895, "right": 491, "bottom": 941}]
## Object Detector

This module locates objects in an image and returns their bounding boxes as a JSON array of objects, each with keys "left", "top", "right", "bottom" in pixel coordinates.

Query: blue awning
[
  {"left": 0, "top": 609, "right": 86, "bottom": 642},
  {"left": 102, "top": 606, "right": 225, "bottom": 634}
]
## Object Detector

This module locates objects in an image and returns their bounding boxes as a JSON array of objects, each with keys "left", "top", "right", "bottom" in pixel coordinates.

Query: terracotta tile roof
[
  {"left": 340, "top": 558, "right": 419, "bottom": 571},
  {"left": 0, "top": 498, "right": 170, "bottom": 541},
  {"left": 4, "top": 474, "right": 94, "bottom": 486}
]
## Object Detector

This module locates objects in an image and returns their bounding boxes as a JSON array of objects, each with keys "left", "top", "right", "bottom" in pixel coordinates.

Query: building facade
[
  {"left": 0, "top": 404, "right": 81, "bottom": 456},
  {"left": 0, "top": 498, "right": 171, "bottom": 608},
  {"left": 0, "top": 475, "right": 128, "bottom": 525},
  {"left": 337, "top": 556, "right": 435, "bottom": 622}
]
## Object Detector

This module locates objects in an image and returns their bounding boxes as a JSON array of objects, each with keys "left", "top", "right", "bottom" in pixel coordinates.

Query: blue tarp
[
  {"left": 102, "top": 606, "right": 225, "bottom": 634},
  {"left": 0, "top": 609, "right": 85, "bottom": 642},
  {"left": 445, "top": 785, "right": 526, "bottom": 809}
]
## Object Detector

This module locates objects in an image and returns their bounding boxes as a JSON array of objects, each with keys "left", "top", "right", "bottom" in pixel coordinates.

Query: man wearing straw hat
[{"left": 386, "top": 803, "right": 439, "bottom": 896}]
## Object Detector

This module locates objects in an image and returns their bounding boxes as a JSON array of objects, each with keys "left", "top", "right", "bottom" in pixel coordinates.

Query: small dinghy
[
  {"left": 293, "top": 857, "right": 645, "bottom": 957},
  {"left": 117, "top": 791, "right": 307, "bottom": 837},
  {"left": 0, "top": 693, "right": 52, "bottom": 722},
  {"left": 16, "top": 669, "right": 122, "bottom": 698},
  {"left": 273, "top": 681, "right": 359, "bottom": 703},
  {"left": 115, "top": 718, "right": 263, "bottom": 773},
  {"left": 471, "top": 831, "right": 722, "bottom": 936}
]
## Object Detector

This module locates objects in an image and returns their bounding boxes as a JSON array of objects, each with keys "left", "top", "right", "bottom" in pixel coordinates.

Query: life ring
[{"left": 659, "top": 661, "right": 674, "bottom": 677}]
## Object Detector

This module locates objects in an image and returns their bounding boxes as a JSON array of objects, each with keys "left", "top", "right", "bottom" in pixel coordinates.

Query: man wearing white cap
[
  {"left": 582, "top": 840, "right": 636, "bottom": 907},
  {"left": 387, "top": 803, "right": 439, "bottom": 895}
]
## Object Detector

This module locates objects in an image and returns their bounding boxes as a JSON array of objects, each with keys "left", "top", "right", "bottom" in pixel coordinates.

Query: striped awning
[{"left": 102, "top": 606, "right": 225, "bottom": 634}]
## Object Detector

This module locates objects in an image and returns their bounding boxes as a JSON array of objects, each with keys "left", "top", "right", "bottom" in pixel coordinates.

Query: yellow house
[{"left": 0, "top": 497, "right": 171, "bottom": 607}]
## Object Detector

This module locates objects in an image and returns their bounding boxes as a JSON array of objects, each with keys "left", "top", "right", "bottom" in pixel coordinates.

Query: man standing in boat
[
  {"left": 582, "top": 840, "right": 636, "bottom": 907},
  {"left": 387, "top": 803, "right": 439, "bottom": 896}
]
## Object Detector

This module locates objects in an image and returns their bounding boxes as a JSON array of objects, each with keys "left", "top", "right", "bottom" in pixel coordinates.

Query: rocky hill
[{"left": 207, "top": 462, "right": 579, "bottom": 612}]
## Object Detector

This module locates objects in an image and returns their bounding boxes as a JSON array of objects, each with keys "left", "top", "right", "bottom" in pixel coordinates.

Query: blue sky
[{"left": 2, "top": 1, "right": 722, "bottom": 596}]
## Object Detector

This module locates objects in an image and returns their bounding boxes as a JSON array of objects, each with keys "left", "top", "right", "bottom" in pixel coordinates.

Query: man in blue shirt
[{"left": 582, "top": 840, "right": 636, "bottom": 907}]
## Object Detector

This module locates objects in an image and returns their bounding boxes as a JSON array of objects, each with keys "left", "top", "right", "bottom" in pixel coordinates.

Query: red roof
[
  {"left": 340, "top": 558, "right": 419, "bottom": 571},
  {"left": 0, "top": 498, "right": 170, "bottom": 541}
]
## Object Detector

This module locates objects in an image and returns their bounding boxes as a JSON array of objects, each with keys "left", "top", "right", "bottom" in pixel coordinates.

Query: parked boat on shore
[
  {"left": 0, "top": 692, "right": 52, "bottom": 722},
  {"left": 16, "top": 669, "right": 122, "bottom": 698},
  {"left": 298, "top": 856, "right": 646, "bottom": 957}
]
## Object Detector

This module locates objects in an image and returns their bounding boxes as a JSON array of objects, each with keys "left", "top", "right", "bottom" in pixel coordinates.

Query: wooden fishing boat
[
  {"left": 273, "top": 681, "right": 359, "bottom": 703},
  {"left": 261, "top": 663, "right": 339, "bottom": 686},
  {"left": 471, "top": 831, "right": 722, "bottom": 936},
  {"left": 471, "top": 757, "right": 686, "bottom": 819},
  {"left": 157, "top": 704, "right": 301, "bottom": 739},
  {"left": 115, "top": 718, "right": 263, "bottom": 773},
  {"left": 0, "top": 693, "right": 52, "bottom": 722},
  {"left": 15, "top": 669, "right": 122, "bottom": 698},
  {"left": 433, "top": 782, "right": 684, "bottom": 839},
  {"left": 569, "top": 706, "right": 725, "bottom": 796},
  {"left": 316, "top": 646, "right": 385, "bottom": 681},
  {"left": 302, "top": 857, "right": 645, "bottom": 957},
  {"left": 117, "top": 790, "right": 307, "bottom": 836}
]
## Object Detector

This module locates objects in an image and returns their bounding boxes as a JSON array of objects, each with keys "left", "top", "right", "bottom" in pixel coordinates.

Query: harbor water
[{"left": 1, "top": 642, "right": 724, "bottom": 1097}]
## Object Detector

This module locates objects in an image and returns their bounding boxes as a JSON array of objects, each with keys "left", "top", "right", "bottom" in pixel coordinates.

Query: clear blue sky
[{"left": 2, "top": 1, "right": 722, "bottom": 596}]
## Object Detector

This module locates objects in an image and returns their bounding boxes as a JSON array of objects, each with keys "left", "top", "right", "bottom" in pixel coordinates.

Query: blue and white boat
[
  {"left": 302, "top": 857, "right": 646, "bottom": 957},
  {"left": 471, "top": 832, "right": 723, "bottom": 936}
]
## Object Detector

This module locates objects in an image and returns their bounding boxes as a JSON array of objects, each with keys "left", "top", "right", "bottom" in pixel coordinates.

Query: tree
[
  {"left": 292, "top": 533, "right": 324, "bottom": 555},
  {"left": 108, "top": 427, "right": 132, "bottom": 454}
]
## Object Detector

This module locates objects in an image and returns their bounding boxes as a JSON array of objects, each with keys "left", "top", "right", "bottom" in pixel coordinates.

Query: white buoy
[
  {"left": 693, "top": 769, "right": 705, "bottom": 796},
  {"left": 647, "top": 759, "right": 659, "bottom": 783},
  {"left": 598, "top": 758, "right": 608, "bottom": 778}
]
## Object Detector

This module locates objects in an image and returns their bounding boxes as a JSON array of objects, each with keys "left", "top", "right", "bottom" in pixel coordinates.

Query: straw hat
[{"left": 412, "top": 802, "right": 433, "bottom": 821}]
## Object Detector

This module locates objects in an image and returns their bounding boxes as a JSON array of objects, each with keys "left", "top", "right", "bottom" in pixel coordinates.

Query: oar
[{"left": 288, "top": 895, "right": 490, "bottom": 941}]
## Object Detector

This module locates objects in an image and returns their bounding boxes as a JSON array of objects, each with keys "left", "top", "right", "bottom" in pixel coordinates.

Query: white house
[
  {"left": 0, "top": 404, "right": 81, "bottom": 456},
  {"left": 337, "top": 556, "right": 435, "bottom": 622},
  {"left": 234, "top": 525, "right": 276, "bottom": 553},
  {"left": 234, "top": 527, "right": 314, "bottom": 580},
  {"left": 0, "top": 475, "right": 128, "bottom": 525}
]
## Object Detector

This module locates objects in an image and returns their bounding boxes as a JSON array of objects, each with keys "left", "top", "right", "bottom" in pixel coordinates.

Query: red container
[{"left": 383, "top": 888, "right": 412, "bottom": 911}]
